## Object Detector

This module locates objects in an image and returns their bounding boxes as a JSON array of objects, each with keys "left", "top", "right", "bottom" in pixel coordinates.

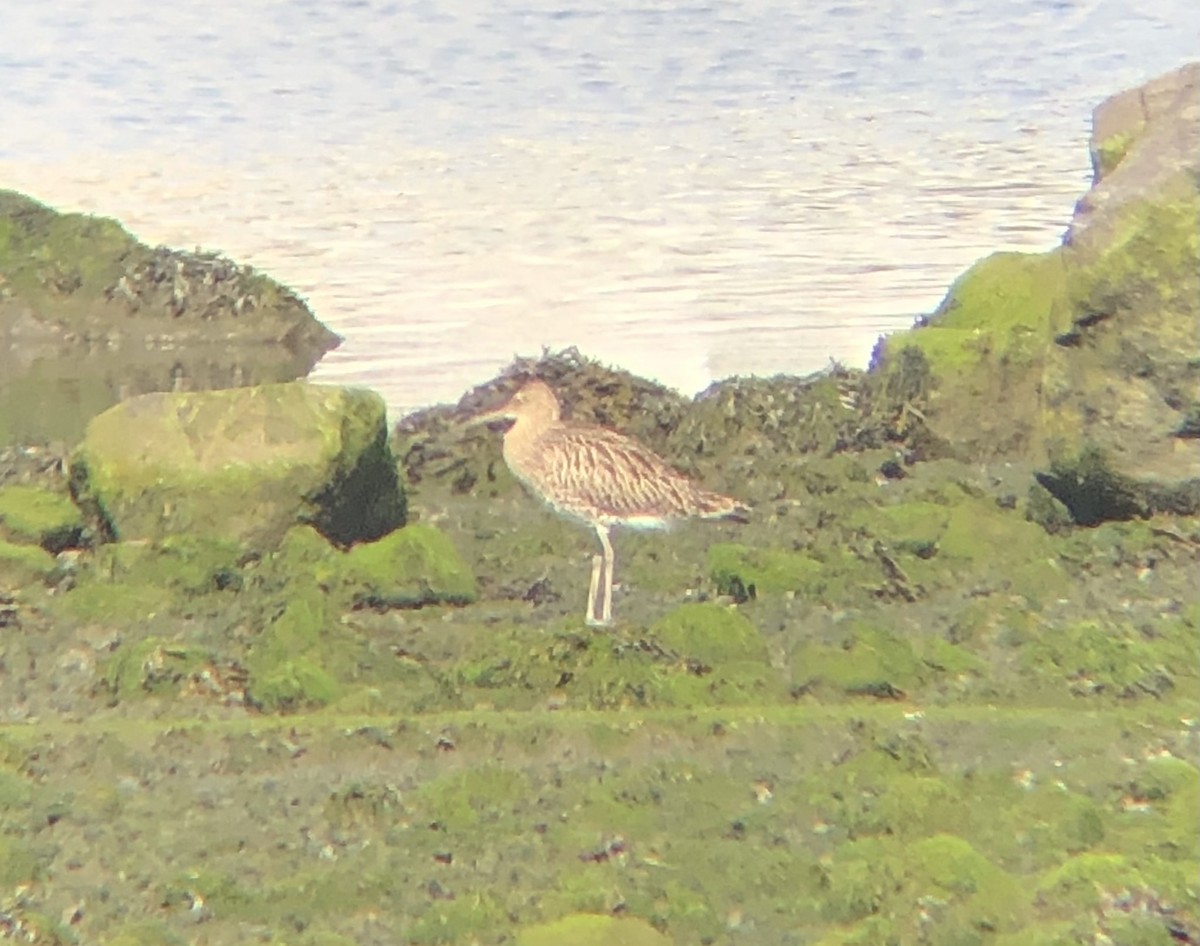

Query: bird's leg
[
  {"left": 586, "top": 552, "right": 604, "bottom": 627},
  {"left": 595, "top": 525, "right": 615, "bottom": 626}
]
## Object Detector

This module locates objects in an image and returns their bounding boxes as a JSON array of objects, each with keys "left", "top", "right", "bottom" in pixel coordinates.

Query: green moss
[
  {"left": 708, "top": 541, "right": 874, "bottom": 604},
  {"left": 0, "top": 538, "right": 55, "bottom": 587},
  {"left": 250, "top": 657, "right": 339, "bottom": 712},
  {"left": 88, "top": 536, "right": 244, "bottom": 594},
  {"left": 517, "top": 914, "right": 671, "bottom": 946},
  {"left": 874, "top": 500, "right": 952, "bottom": 555},
  {"left": 649, "top": 602, "right": 768, "bottom": 664},
  {"left": 0, "top": 835, "right": 39, "bottom": 885},
  {"left": 1071, "top": 191, "right": 1200, "bottom": 314},
  {"left": 56, "top": 579, "right": 173, "bottom": 622},
  {"left": 269, "top": 525, "right": 343, "bottom": 584},
  {"left": 72, "top": 383, "right": 401, "bottom": 546},
  {"left": 0, "top": 768, "right": 32, "bottom": 811},
  {"left": 103, "top": 637, "right": 211, "bottom": 701},
  {"left": 1036, "top": 853, "right": 1142, "bottom": 909},
  {"left": 0, "top": 190, "right": 138, "bottom": 302},
  {"left": 794, "top": 622, "right": 923, "bottom": 697},
  {"left": 1093, "top": 131, "right": 1135, "bottom": 178},
  {"left": 709, "top": 542, "right": 824, "bottom": 598},
  {"left": 338, "top": 524, "right": 476, "bottom": 607},
  {"left": 910, "top": 834, "right": 1007, "bottom": 894},
  {"left": 1025, "top": 482, "right": 1074, "bottom": 534},
  {"left": 245, "top": 593, "right": 341, "bottom": 711},
  {"left": 412, "top": 765, "right": 532, "bottom": 832},
  {"left": 1022, "top": 619, "right": 1183, "bottom": 698},
  {"left": 0, "top": 484, "right": 84, "bottom": 550},
  {"left": 886, "top": 250, "right": 1069, "bottom": 378},
  {"left": 1130, "top": 756, "right": 1199, "bottom": 802},
  {"left": 821, "top": 836, "right": 904, "bottom": 923},
  {"left": 919, "top": 638, "right": 988, "bottom": 676}
]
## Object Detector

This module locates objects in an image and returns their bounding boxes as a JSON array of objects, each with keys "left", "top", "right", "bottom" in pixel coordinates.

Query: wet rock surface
[{"left": 0, "top": 69, "right": 1198, "bottom": 946}]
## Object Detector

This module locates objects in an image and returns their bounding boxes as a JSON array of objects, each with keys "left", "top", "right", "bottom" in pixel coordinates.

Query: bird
[{"left": 474, "top": 379, "right": 748, "bottom": 626}]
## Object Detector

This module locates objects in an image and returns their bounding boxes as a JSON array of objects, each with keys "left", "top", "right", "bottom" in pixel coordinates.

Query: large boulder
[
  {"left": 71, "top": 382, "right": 404, "bottom": 547},
  {"left": 872, "top": 62, "right": 1200, "bottom": 520}
]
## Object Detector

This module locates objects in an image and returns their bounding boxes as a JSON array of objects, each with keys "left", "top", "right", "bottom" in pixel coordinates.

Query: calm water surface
[{"left": 2, "top": 0, "right": 1198, "bottom": 420}]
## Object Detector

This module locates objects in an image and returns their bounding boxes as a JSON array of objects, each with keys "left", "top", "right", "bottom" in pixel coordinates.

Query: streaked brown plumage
[{"left": 476, "top": 379, "right": 747, "bottom": 625}]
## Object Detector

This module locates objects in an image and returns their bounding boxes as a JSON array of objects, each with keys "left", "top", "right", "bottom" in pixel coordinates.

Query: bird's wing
[{"left": 538, "top": 425, "right": 700, "bottom": 519}]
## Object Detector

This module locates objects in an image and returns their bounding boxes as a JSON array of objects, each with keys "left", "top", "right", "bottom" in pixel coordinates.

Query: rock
[
  {"left": 0, "top": 189, "right": 341, "bottom": 445},
  {"left": 0, "top": 484, "right": 86, "bottom": 552},
  {"left": 70, "top": 382, "right": 404, "bottom": 547},
  {"left": 871, "top": 63, "right": 1200, "bottom": 521}
]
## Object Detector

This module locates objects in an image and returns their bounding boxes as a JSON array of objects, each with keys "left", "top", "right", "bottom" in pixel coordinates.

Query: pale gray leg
[
  {"left": 596, "top": 525, "right": 615, "bottom": 626},
  {"left": 586, "top": 553, "right": 603, "bottom": 626}
]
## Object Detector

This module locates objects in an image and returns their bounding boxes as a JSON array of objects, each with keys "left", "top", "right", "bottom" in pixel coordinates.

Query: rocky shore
[{"left": 0, "top": 66, "right": 1197, "bottom": 946}]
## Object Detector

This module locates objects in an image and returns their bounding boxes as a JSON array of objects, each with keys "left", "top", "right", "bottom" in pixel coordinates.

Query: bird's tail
[{"left": 697, "top": 489, "right": 752, "bottom": 523}]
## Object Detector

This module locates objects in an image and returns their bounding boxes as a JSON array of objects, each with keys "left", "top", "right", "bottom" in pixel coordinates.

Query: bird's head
[{"left": 471, "top": 379, "right": 562, "bottom": 431}]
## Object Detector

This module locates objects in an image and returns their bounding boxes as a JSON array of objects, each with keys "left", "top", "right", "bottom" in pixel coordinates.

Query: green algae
[
  {"left": 649, "top": 602, "right": 767, "bottom": 664},
  {"left": 0, "top": 538, "right": 55, "bottom": 588},
  {"left": 517, "top": 914, "right": 671, "bottom": 946},
  {"left": 90, "top": 536, "right": 245, "bottom": 594},
  {"left": 1093, "top": 131, "right": 1136, "bottom": 178},
  {"left": 103, "top": 637, "right": 212, "bottom": 701},
  {"left": 0, "top": 834, "right": 39, "bottom": 886},
  {"left": 794, "top": 622, "right": 924, "bottom": 698},
  {"left": 1069, "top": 191, "right": 1200, "bottom": 316},
  {"left": 412, "top": 765, "right": 532, "bottom": 831},
  {"left": 882, "top": 249, "right": 1069, "bottom": 380},
  {"left": 407, "top": 895, "right": 510, "bottom": 944},
  {"left": 1022, "top": 618, "right": 1185, "bottom": 699},
  {"left": 0, "top": 767, "right": 32, "bottom": 812},
  {"left": 0, "top": 484, "right": 84, "bottom": 551},
  {"left": 339, "top": 524, "right": 476, "bottom": 608},
  {"left": 71, "top": 382, "right": 403, "bottom": 547},
  {"left": 0, "top": 190, "right": 136, "bottom": 304},
  {"left": 709, "top": 542, "right": 824, "bottom": 599},
  {"left": 55, "top": 578, "right": 174, "bottom": 622},
  {"left": 244, "top": 592, "right": 341, "bottom": 711}
]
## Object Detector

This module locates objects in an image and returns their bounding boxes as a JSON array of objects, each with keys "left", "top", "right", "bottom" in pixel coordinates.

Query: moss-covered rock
[
  {"left": 872, "top": 249, "right": 1071, "bottom": 462},
  {"left": 71, "top": 382, "right": 404, "bottom": 547},
  {"left": 0, "top": 189, "right": 342, "bottom": 446},
  {"left": 1021, "top": 617, "right": 1189, "bottom": 699},
  {"left": 339, "top": 524, "right": 476, "bottom": 608},
  {"left": 649, "top": 602, "right": 767, "bottom": 664},
  {"left": 0, "top": 484, "right": 85, "bottom": 551},
  {"left": 244, "top": 591, "right": 341, "bottom": 712},
  {"left": 103, "top": 637, "right": 214, "bottom": 701},
  {"left": 793, "top": 622, "right": 924, "bottom": 698},
  {"left": 870, "top": 63, "right": 1200, "bottom": 521},
  {"left": 0, "top": 189, "right": 339, "bottom": 352},
  {"left": 0, "top": 537, "right": 55, "bottom": 588}
]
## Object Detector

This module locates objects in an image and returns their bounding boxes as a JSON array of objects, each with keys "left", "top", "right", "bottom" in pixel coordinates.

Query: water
[{"left": 1, "top": 0, "right": 1197, "bottom": 423}]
